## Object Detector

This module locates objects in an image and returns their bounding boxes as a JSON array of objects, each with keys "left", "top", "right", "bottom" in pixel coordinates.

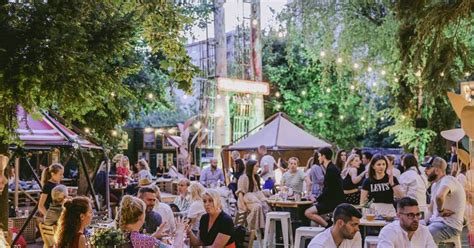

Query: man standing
[
  {"left": 258, "top": 145, "right": 276, "bottom": 190},
  {"left": 378, "top": 197, "right": 436, "bottom": 247},
  {"left": 137, "top": 187, "right": 163, "bottom": 235},
  {"left": 425, "top": 157, "right": 466, "bottom": 244},
  {"left": 199, "top": 158, "right": 225, "bottom": 187},
  {"left": 308, "top": 203, "right": 362, "bottom": 248},
  {"left": 305, "top": 147, "right": 345, "bottom": 227}
]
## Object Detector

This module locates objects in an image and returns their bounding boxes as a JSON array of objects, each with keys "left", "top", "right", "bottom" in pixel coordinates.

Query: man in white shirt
[
  {"left": 425, "top": 157, "right": 466, "bottom": 244},
  {"left": 153, "top": 186, "right": 176, "bottom": 234},
  {"left": 258, "top": 145, "right": 276, "bottom": 190},
  {"left": 378, "top": 197, "right": 436, "bottom": 248},
  {"left": 308, "top": 203, "right": 362, "bottom": 248}
]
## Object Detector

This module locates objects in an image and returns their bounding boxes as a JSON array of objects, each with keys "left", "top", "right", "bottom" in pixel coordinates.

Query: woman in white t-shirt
[
  {"left": 399, "top": 154, "right": 428, "bottom": 213},
  {"left": 187, "top": 182, "right": 206, "bottom": 233}
]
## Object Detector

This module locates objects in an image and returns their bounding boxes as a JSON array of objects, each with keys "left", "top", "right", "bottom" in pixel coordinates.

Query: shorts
[{"left": 315, "top": 202, "right": 337, "bottom": 215}]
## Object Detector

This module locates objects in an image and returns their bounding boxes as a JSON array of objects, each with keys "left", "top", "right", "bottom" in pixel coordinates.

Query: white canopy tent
[{"left": 226, "top": 112, "right": 332, "bottom": 151}]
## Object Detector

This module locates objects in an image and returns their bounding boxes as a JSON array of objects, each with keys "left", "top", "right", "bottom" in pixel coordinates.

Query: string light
[
  {"left": 336, "top": 57, "right": 343, "bottom": 64},
  {"left": 320, "top": 51, "right": 326, "bottom": 57},
  {"left": 275, "top": 92, "right": 281, "bottom": 98},
  {"left": 353, "top": 63, "right": 360, "bottom": 69}
]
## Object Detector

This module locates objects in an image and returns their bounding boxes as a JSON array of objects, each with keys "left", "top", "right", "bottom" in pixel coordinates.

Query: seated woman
[
  {"left": 360, "top": 154, "right": 404, "bottom": 216},
  {"left": 187, "top": 182, "right": 206, "bottom": 233},
  {"left": 188, "top": 189, "right": 236, "bottom": 248},
  {"left": 236, "top": 160, "right": 269, "bottom": 231},
  {"left": 44, "top": 185, "right": 68, "bottom": 225},
  {"left": 118, "top": 195, "right": 186, "bottom": 248},
  {"left": 281, "top": 157, "right": 306, "bottom": 194},
  {"left": 340, "top": 154, "right": 365, "bottom": 205},
  {"left": 55, "top": 197, "right": 93, "bottom": 248},
  {"left": 39, "top": 163, "right": 64, "bottom": 216}
]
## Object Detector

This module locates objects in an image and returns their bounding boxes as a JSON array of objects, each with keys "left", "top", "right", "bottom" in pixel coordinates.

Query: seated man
[
  {"left": 378, "top": 197, "right": 436, "bottom": 247},
  {"left": 308, "top": 203, "right": 362, "bottom": 248},
  {"left": 305, "top": 147, "right": 345, "bottom": 227},
  {"left": 44, "top": 185, "right": 68, "bottom": 225},
  {"left": 137, "top": 187, "right": 163, "bottom": 235},
  {"left": 425, "top": 157, "right": 466, "bottom": 244}
]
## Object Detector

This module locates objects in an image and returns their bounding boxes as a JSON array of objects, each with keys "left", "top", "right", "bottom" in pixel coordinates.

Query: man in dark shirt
[
  {"left": 137, "top": 187, "right": 163, "bottom": 234},
  {"left": 305, "top": 147, "right": 345, "bottom": 227}
]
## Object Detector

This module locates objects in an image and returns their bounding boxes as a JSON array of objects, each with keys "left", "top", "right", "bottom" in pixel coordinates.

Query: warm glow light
[{"left": 217, "top": 77, "right": 270, "bottom": 95}]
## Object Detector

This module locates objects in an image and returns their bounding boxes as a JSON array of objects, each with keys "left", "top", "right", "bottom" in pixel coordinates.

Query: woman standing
[
  {"left": 281, "top": 157, "right": 306, "bottom": 194},
  {"left": 335, "top": 149, "right": 347, "bottom": 172},
  {"left": 399, "top": 154, "right": 428, "bottom": 213},
  {"left": 360, "top": 154, "right": 404, "bottom": 216},
  {"left": 236, "top": 160, "right": 269, "bottom": 231},
  {"left": 118, "top": 195, "right": 186, "bottom": 247},
  {"left": 188, "top": 189, "right": 236, "bottom": 247},
  {"left": 38, "top": 163, "right": 64, "bottom": 216},
  {"left": 305, "top": 151, "right": 325, "bottom": 201},
  {"left": 55, "top": 197, "right": 93, "bottom": 248},
  {"left": 341, "top": 154, "right": 365, "bottom": 205}
]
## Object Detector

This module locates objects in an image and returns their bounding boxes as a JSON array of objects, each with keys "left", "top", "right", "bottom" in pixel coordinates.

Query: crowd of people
[{"left": 1, "top": 142, "right": 471, "bottom": 248}]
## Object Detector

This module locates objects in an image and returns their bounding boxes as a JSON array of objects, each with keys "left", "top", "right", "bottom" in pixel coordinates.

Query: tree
[{"left": 263, "top": 34, "right": 376, "bottom": 149}]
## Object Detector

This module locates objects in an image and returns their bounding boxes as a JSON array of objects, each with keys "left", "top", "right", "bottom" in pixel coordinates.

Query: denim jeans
[{"left": 428, "top": 221, "right": 461, "bottom": 244}]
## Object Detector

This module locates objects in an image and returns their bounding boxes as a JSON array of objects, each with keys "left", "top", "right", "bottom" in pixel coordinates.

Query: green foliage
[
  {"left": 263, "top": 34, "right": 376, "bottom": 149},
  {"left": 0, "top": 1, "right": 210, "bottom": 150}
]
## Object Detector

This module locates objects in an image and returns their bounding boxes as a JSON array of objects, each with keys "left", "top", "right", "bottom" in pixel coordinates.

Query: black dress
[{"left": 199, "top": 211, "right": 235, "bottom": 246}]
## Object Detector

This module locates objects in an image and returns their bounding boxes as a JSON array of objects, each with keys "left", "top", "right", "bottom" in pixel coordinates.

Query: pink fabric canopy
[{"left": 16, "top": 106, "right": 102, "bottom": 149}]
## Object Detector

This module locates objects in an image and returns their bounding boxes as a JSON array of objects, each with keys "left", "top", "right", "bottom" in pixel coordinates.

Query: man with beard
[
  {"left": 308, "top": 203, "right": 362, "bottom": 248},
  {"left": 378, "top": 197, "right": 436, "bottom": 247},
  {"left": 424, "top": 157, "right": 466, "bottom": 244},
  {"left": 137, "top": 187, "right": 165, "bottom": 237},
  {"left": 200, "top": 158, "right": 225, "bottom": 187}
]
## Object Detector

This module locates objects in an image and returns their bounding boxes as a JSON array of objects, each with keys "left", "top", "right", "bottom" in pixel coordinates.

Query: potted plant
[{"left": 90, "top": 228, "right": 130, "bottom": 248}]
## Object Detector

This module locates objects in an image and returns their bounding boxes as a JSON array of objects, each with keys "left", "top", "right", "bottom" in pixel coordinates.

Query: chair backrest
[
  {"left": 234, "top": 211, "right": 248, "bottom": 226},
  {"left": 37, "top": 219, "right": 56, "bottom": 248}
]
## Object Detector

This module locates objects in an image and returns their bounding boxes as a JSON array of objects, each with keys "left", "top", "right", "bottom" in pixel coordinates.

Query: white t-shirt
[
  {"left": 429, "top": 175, "right": 466, "bottom": 231},
  {"left": 153, "top": 202, "right": 176, "bottom": 233},
  {"left": 377, "top": 221, "right": 436, "bottom": 248},
  {"left": 399, "top": 168, "right": 428, "bottom": 212},
  {"left": 308, "top": 227, "right": 362, "bottom": 248},
  {"left": 260, "top": 155, "right": 276, "bottom": 181}
]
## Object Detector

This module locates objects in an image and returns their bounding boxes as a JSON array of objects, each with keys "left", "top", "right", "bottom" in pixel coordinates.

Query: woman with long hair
[
  {"left": 236, "top": 160, "right": 269, "bottom": 230},
  {"left": 55, "top": 197, "right": 93, "bottom": 248},
  {"left": 360, "top": 154, "right": 404, "bottom": 216},
  {"left": 38, "top": 163, "right": 64, "bottom": 216},
  {"left": 335, "top": 149, "right": 347, "bottom": 172},
  {"left": 118, "top": 195, "right": 187, "bottom": 247},
  {"left": 188, "top": 189, "right": 236, "bottom": 247},
  {"left": 305, "top": 151, "right": 325, "bottom": 201},
  {"left": 399, "top": 154, "right": 428, "bottom": 213},
  {"left": 341, "top": 154, "right": 365, "bottom": 204},
  {"left": 187, "top": 182, "right": 206, "bottom": 233}
]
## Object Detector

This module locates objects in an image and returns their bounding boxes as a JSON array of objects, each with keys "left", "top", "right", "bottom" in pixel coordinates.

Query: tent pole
[
  {"left": 77, "top": 150, "right": 100, "bottom": 211},
  {"left": 12, "top": 205, "right": 38, "bottom": 246},
  {"left": 23, "top": 157, "right": 42, "bottom": 190}
]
